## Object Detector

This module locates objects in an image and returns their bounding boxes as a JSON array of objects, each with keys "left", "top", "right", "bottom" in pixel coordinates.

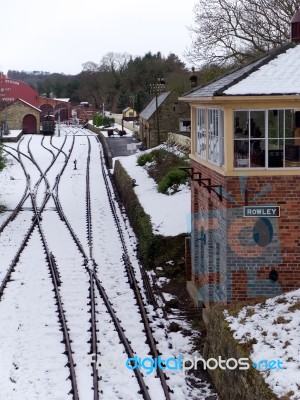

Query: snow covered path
[{"left": 0, "top": 128, "right": 217, "bottom": 400}]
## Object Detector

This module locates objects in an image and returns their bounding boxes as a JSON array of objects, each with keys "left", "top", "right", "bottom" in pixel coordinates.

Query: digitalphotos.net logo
[
  {"left": 88, "top": 354, "right": 284, "bottom": 375},
  {"left": 124, "top": 355, "right": 284, "bottom": 375}
]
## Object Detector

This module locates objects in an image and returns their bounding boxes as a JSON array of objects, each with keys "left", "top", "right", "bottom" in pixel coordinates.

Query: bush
[
  {"left": 137, "top": 152, "right": 154, "bottom": 166},
  {"left": 158, "top": 169, "right": 187, "bottom": 193},
  {"left": 92, "top": 114, "right": 115, "bottom": 127}
]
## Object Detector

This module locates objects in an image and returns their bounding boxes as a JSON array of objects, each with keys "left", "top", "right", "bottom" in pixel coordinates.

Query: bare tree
[
  {"left": 79, "top": 62, "right": 103, "bottom": 109},
  {"left": 186, "top": 0, "right": 298, "bottom": 67}
]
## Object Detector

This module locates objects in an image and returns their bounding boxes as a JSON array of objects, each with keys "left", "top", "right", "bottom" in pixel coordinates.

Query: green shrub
[
  {"left": 92, "top": 114, "right": 114, "bottom": 127},
  {"left": 158, "top": 169, "right": 187, "bottom": 193},
  {"left": 137, "top": 152, "right": 154, "bottom": 166}
]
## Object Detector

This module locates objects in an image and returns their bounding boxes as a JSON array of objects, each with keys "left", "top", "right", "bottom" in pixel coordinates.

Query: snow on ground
[
  {"left": 0, "top": 144, "right": 27, "bottom": 225},
  {"left": 0, "top": 128, "right": 215, "bottom": 399},
  {"left": 225, "top": 289, "right": 300, "bottom": 400},
  {"left": 0, "top": 228, "right": 70, "bottom": 399},
  {"left": 2, "top": 130, "right": 22, "bottom": 138},
  {"left": 91, "top": 122, "right": 134, "bottom": 138},
  {"left": 114, "top": 147, "right": 190, "bottom": 236}
]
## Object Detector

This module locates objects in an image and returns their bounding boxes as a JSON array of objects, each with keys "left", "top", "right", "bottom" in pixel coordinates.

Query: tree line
[{"left": 8, "top": 52, "right": 192, "bottom": 113}]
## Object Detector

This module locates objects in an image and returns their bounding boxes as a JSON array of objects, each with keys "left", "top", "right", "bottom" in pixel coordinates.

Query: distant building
[
  {"left": 0, "top": 74, "right": 41, "bottom": 134},
  {"left": 0, "top": 74, "right": 75, "bottom": 134},
  {"left": 139, "top": 90, "right": 190, "bottom": 148},
  {"left": 122, "top": 107, "right": 137, "bottom": 121},
  {"left": 38, "top": 97, "right": 71, "bottom": 122},
  {"left": 0, "top": 74, "right": 38, "bottom": 107},
  {"left": 0, "top": 98, "right": 41, "bottom": 134}
]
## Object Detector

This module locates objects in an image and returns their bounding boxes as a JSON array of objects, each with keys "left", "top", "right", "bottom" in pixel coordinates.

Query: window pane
[
  {"left": 268, "top": 139, "right": 283, "bottom": 168},
  {"left": 196, "top": 108, "right": 206, "bottom": 158},
  {"left": 234, "top": 140, "right": 249, "bottom": 167},
  {"left": 285, "top": 138, "right": 300, "bottom": 167},
  {"left": 218, "top": 110, "right": 224, "bottom": 166},
  {"left": 250, "top": 139, "right": 265, "bottom": 167},
  {"left": 208, "top": 109, "right": 222, "bottom": 164},
  {"left": 249, "top": 111, "right": 265, "bottom": 138},
  {"left": 234, "top": 111, "right": 248, "bottom": 139},
  {"left": 208, "top": 110, "right": 216, "bottom": 162},
  {"left": 285, "top": 110, "right": 294, "bottom": 138},
  {"left": 268, "top": 110, "right": 284, "bottom": 139}
]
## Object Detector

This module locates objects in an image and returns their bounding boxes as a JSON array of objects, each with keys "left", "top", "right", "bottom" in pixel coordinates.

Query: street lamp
[
  {"left": 149, "top": 77, "right": 165, "bottom": 145},
  {"left": 129, "top": 94, "right": 137, "bottom": 130}
]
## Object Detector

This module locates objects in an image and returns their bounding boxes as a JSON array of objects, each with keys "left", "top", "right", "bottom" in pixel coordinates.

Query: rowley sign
[{"left": 243, "top": 206, "right": 280, "bottom": 218}]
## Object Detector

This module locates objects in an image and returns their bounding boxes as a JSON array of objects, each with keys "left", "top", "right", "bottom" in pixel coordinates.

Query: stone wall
[
  {"left": 114, "top": 159, "right": 186, "bottom": 268},
  {"left": 190, "top": 160, "right": 300, "bottom": 305},
  {"left": 87, "top": 124, "right": 113, "bottom": 168},
  {"left": 205, "top": 305, "right": 279, "bottom": 400}
]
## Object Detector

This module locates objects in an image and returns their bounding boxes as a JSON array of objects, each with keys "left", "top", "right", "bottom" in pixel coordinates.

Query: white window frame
[
  {"left": 208, "top": 108, "right": 224, "bottom": 166},
  {"left": 195, "top": 108, "right": 225, "bottom": 167},
  {"left": 195, "top": 108, "right": 206, "bottom": 159}
]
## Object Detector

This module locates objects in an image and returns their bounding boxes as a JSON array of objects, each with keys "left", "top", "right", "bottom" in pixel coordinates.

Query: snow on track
[{"left": 0, "top": 228, "right": 70, "bottom": 400}]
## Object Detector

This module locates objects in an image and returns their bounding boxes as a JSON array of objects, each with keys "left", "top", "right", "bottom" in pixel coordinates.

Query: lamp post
[
  {"left": 149, "top": 77, "right": 165, "bottom": 145},
  {"left": 129, "top": 94, "right": 137, "bottom": 130},
  {"left": 55, "top": 107, "right": 66, "bottom": 136}
]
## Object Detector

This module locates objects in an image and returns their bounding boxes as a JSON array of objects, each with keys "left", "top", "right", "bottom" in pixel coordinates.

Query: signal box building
[{"left": 180, "top": 38, "right": 300, "bottom": 307}]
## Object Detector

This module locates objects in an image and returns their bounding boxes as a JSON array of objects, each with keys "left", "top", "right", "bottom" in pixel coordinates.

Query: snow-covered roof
[
  {"left": 53, "top": 98, "right": 70, "bottom": 102},
  {"left": 7, "top": 98, "right": 41, "bottom": 112},
  {"left": 139, "top": 91, "right": 171, "bottom": 120},
  {"left": 183, "top": 43, "right": 300, "bottom": 98}
]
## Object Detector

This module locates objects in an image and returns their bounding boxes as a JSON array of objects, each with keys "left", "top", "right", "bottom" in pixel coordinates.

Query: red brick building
[
  {"left": 180, "top": 37, "right": 300, "bottom": 307},
  {"left": 0, "top": 74, "right": 39, "bottom": 107},
  {"left": 0, "top": 74, "right": 73, "bottom": 134}
]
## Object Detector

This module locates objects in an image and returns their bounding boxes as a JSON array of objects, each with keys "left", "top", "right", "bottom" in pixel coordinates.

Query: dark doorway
[{"left": 23, "top": 114, "right": 37, "bottom": 134}]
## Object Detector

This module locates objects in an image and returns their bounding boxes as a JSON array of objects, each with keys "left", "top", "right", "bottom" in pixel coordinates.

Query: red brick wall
[{"left": 190, "top": 160, "right": 300, "bottom": 306}]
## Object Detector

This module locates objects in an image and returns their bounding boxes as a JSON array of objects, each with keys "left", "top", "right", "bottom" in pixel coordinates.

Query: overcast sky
[{"left": 0, "top": 0, "right": 197, "bottom": 75}]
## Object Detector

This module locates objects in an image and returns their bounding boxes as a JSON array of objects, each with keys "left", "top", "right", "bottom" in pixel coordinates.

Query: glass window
[
  {"left": 195, "top": 108, "right": 206, "bottom": 158},
  {"left": 208, "top": 109, "right": 224, "bottom": 166},
  {"left": 234, "top": 109, "right": 300, "bottom": 169},
  {"left": 234, "top": 110, "right": 265, "bottom": 168}
]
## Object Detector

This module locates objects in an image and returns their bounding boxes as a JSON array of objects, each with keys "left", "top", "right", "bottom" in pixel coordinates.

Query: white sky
[{"left": 0, "top": 0, "right": 197, "bottom": 75}]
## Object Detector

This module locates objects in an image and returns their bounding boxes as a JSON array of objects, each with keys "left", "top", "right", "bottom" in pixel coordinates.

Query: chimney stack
[
  {"left": 189, "top": 67, "right": 198, "bottom": 89},
  {"left": 291, "top": 6, "right": 300, "bottom": 43}
]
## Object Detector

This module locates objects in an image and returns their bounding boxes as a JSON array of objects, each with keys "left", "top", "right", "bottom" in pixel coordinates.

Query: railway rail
[
  {"left": 52, "top": 134, "right": 156, "bottom": 399},
  {"left": 0, "top": 134, "right": 80, "bottom": 398},
  {"left": 0, "top": 129, "right": 188, "bottom": 400}
]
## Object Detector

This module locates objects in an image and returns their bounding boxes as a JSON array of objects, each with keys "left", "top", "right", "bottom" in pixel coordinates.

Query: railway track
[
  {"left": 0, "top": 134, "right": 80, "bottom": 398},
  {"left": 52, "top": 132, "right": 172, "bottom": 399},
  {"left": 98, "top": 148, "right": 171, "bottom": 400},
  {"left": 0, "top": 129, "right": 196, "bottom": 400},
  {"left": 53, "top": 134, "right": 155, "bottom": 399}
]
